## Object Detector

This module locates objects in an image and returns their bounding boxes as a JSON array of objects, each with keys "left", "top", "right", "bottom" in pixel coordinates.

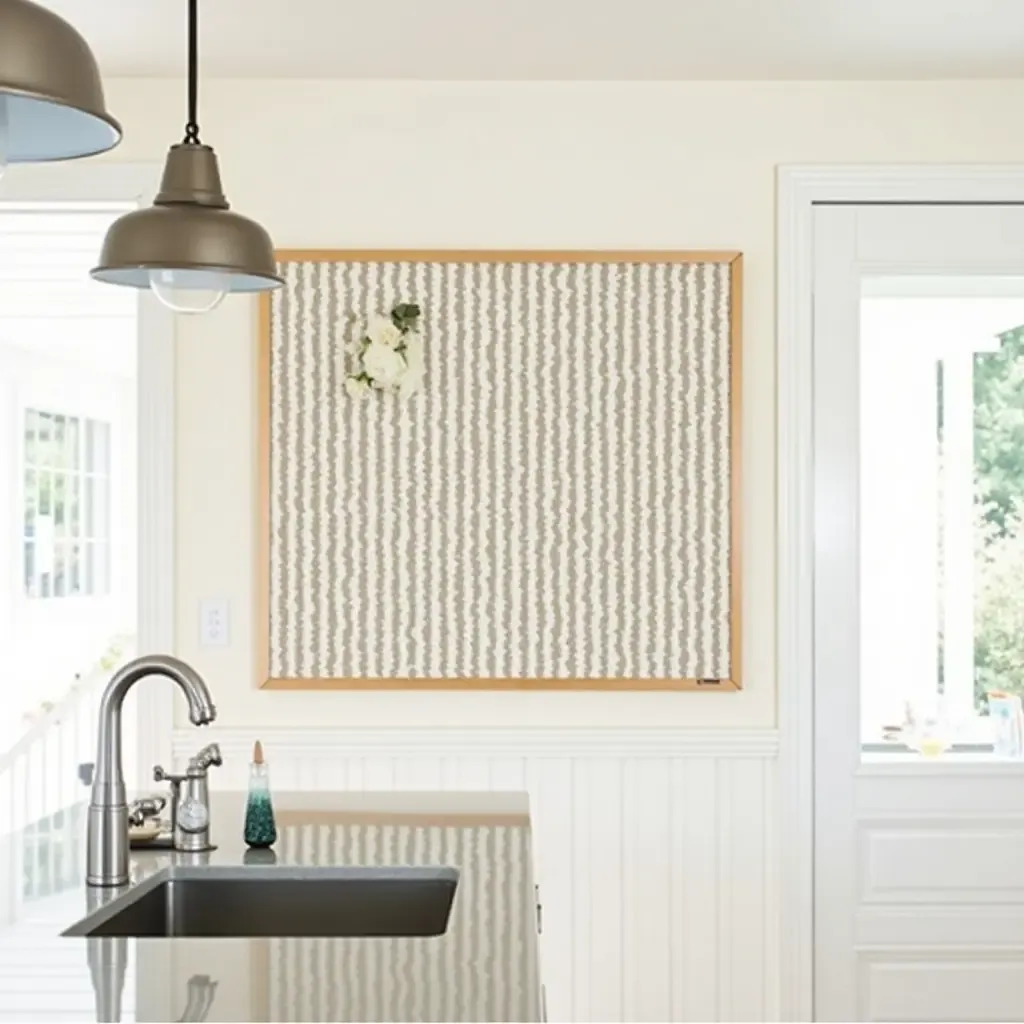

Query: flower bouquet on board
[{"left": 345, "top": 302, "right": 423, "bottom": 400}]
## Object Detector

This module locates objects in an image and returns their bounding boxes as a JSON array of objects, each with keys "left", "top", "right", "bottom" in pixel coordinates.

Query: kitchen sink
[{"left": 63, "top": 866, "right": 459, "bottom": 938}]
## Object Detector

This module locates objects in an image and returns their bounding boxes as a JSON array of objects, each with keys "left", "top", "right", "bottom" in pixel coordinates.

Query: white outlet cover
[{"left": 199, "top": 599, "right": 230, "bottom": 647}]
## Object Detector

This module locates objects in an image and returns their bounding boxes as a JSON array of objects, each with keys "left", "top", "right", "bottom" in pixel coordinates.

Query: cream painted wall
[{"left": 99, "top": 79, "right": 1024, "bottom": 731}]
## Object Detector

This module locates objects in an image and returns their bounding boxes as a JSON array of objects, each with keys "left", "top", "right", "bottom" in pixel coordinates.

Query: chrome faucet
[{"left": 87, "top": 654, "right": 216, "bottom": 886}]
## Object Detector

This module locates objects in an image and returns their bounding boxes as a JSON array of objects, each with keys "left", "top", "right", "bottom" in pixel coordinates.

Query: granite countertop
[{"left": 0, "top": 790, "right": 541, "bottom": 1022}]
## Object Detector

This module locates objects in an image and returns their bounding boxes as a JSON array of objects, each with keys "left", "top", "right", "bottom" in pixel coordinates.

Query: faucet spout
[{"left": 88, "top": 654, "right": 216, "bottom": 886}]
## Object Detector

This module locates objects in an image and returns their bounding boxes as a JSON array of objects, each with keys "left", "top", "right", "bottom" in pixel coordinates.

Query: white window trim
[
  {"left": 777, "top": 164, "right": 1024, "bottom": 1022},
  {"left": 1, "top": 162, "right": 174, "bottom": 786}
]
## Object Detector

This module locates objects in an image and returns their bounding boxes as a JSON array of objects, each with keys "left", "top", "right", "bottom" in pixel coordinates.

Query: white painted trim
[
  {"left": 776, "top": 163, "right": 1024, "bottom": 1023},
  {"left": 0, "top": 161, "right": 173, "bottom": 788},
  {"left": 0, "top": 161, "right": 160, "bottom": 204},
  {"left": 173, "top": 725, "right": 780, "bottom": 764},
  {"left": 136, "top": 291, "right": 176, "bottom": 784},
  {"left": 857, "top": 759, "right": 1024, "bottom": 776}
]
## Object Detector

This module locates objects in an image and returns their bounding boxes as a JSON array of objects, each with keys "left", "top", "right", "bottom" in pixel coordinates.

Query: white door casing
[
  {"left": 790, "top": 188, "right": 1024, "bottom": 1019},
  {"left": 0, "top": 162, "right": 174, "bottom": 788},
  {"left": 778, "top": 167, "right": 1024, "bottom": 1021},
  {"left": 814, "top": 202, "right": 1024, "bottom": 1022}
]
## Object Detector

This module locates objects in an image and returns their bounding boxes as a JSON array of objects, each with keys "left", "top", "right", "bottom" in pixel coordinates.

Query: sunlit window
[
  {"left": 860, "top": 286, "right": 1024, "bottom": 753},
  {"left": 22, "top": 407, "right": 111, "bottom": 599}
]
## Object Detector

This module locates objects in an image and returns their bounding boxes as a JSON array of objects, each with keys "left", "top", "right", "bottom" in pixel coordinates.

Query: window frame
[
  {"left": 21, "top": 405, "right": 112, "bottom": 600},
  {"left": 13, "top": 372, "right": 119, "bottom": 606}
]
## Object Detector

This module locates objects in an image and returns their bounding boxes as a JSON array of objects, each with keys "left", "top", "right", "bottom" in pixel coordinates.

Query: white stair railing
[{"left": 0, "top": 669, "right": 107, "bottom": 838}]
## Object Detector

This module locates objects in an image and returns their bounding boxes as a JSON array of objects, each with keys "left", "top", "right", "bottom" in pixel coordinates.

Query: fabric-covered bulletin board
[{"left": 257, "top": 250, "right": 742, "bottom": 690}]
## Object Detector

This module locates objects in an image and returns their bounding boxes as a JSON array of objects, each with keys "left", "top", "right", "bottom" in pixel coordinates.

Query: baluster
[
  {"left": 37, "top": 735, "right": 46, "bottom": 821},
  {"left": 77, "top": 684, "right": 88, "bottom": 797},
  {"left": 57, "top": 708, "right": 68, "bottom": 811},
  {"left": 48, "top": 724, "right": 58, "bottom": 891},
  {"left": 3, "top": 765, "right": 12, "bottom": 836},
  {"left": 21, "top": 753, "right": 29, "bottom": 832},
  {"left": 42, "top": 722, "right": 50, "bottom": 819}
]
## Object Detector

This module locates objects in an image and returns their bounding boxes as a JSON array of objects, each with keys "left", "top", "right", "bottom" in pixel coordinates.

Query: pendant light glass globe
[
  {"left": 149, "top": 268, "right": 229, "bottom": 315},
  {"left": 0, "top": 0, "right": 121, "bottom": 165}
]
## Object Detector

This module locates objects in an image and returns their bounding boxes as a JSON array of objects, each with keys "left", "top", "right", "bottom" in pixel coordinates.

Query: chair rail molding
[
  {"left": 172, "top": 725, "right": 779, "bottom": 762},
  {"left": 777, "top": 163, "right": 1024, "bottom": 1023}
]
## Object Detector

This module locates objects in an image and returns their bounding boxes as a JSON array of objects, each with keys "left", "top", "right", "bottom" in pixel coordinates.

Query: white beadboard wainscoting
[{"left": 171, "top": 726, "right": 780, "bottom": 1023}]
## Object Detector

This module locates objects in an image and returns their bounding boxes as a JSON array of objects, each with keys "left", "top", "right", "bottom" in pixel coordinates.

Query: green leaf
[{"left": 391, "top": 302, "right": 422, "bottom": 329}]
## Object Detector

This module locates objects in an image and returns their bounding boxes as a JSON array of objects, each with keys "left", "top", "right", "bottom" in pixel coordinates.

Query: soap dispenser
[{"left": 244, "top": 740, "right": 277, "bottom": 848}]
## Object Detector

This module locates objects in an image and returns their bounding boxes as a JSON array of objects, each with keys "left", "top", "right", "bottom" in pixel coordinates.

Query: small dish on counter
[{"left": 128, "top": 822, "right": 163, "bottom": 844}]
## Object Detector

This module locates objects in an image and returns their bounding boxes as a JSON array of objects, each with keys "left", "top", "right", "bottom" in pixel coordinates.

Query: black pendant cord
[{"left": 183, "top": 0, "right": 201, "bottom": 144}]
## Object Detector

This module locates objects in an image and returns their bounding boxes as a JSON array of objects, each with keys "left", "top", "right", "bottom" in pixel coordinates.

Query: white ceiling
[{"left": 40, "top": 0, "right": 1024, "bottom": 80}]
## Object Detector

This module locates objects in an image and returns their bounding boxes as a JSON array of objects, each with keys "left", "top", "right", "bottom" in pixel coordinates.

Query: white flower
[
  {"left": 345, "top": 376, "right": 372, "bottom": 400},
  {"left": 365, "top": 313, "right": 403, "bottom": 350},
  {"left": 362, "top": 340, "right": 407, "bottom": 388},
  {"left": 397, "top": 334, "right": 425, "bottom": 400}
]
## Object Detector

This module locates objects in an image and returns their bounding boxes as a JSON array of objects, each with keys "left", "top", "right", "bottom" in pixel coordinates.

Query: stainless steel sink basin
[{"left": 63, "top": 866, "right": 458, "bottom": 938}]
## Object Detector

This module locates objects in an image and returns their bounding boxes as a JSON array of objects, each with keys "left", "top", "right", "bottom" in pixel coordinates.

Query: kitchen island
[{"left": 0, "top": 790, "right": 542, "bottom": 1022}]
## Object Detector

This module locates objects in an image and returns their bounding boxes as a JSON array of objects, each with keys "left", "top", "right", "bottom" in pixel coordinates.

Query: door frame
[
  {"left": 1, "top": 161, "right": 175, "bottom": 788},
  {"left": 776, "top": 164, "right": 1024, "bottom": 1021}
]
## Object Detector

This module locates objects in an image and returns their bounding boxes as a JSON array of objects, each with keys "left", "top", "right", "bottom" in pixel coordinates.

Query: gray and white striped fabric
[
  {"left": 266, "top": 821, "right": 538, "bottom": 1022},
  {"left": 268, "top": 257, "right": 733, "bottom": 681}
]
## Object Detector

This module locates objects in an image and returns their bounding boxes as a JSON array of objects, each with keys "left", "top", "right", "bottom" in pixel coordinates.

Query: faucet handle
[
  {"left": 153, "top": 764, "right": 188, "bottom": 785},
  {"left": 188, "top": 743, "right": 222, "bottom": 774}
]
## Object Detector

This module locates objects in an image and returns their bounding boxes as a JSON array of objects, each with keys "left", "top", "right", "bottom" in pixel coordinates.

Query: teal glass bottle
[{"left": 244, "top": 740, "right": 277, "bottom": 849}]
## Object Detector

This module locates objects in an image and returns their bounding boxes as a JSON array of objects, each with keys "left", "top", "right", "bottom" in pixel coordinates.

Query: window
[
  {"left": 23, "top": 407, "right": 111, "bottom": 598},
  {"left": 859, "top": 283, "right": 1024, "bottom": 754}
]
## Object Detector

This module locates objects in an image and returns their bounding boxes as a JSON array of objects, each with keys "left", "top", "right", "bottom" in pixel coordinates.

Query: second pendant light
[{"left": 93, "top": 0, "right": 281, "bottom": 313}]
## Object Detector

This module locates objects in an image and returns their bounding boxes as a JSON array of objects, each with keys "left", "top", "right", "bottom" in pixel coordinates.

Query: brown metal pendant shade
[
  {"left": 0, "top": 0, "right": 121, "bottom": 161},
  {"left": 92, "top": 143, "right": 281, "bottom": 292},
  {"left": 91, "top": 0, "right": 279, "bottom": 306}
]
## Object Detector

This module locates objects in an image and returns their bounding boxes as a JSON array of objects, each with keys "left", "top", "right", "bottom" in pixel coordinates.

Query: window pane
[
  {"left": 34, "top": 511, "right": 54, "bottom": 594},
  {"left": 23, "top": 469, "right": 36, "bottom": 536},
  {"left": 51, "top": 415, "right": 66, "bottom": 469},
  {"left": 53, "top": 542, "right": 67, "bottom": 597},
  {"left": 83, "top": 540, "right": 94, "bottom": 594},
  {"left": 68, "top": 476, "right": 80, "bottom": 536},
  {"left": 38, "top": 471, "right": 51, "bottom": 516},
  {"left": 23, "top": 540, "right": 34, "bottom": 596},
  {"left": 64, "top": 416, "right": 79, "bottom": 467},
  {"left": 860, "top": 282, "right": 1024, "bottom": 758},
  {"left": 24, "top": 409, "right": 38, "bottom": 466},
  {"left": 35, "top": 412, "right": 52, "bottom": 466},
  {"left": 53, "top": 473, "right": 67, "bottom": 536},
  {"left": 69, "top": 542, "right": 81, "bottom": 595}
]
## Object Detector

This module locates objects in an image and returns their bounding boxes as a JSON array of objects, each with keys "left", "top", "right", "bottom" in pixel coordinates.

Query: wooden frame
[{"left": 256, "top": 249, "right": 743, "bottom": 691}]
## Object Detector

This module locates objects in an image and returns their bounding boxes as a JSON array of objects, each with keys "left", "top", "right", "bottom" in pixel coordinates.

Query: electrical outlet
[{"left": 199, "top": 599, "right": 229, "bottom": 647}]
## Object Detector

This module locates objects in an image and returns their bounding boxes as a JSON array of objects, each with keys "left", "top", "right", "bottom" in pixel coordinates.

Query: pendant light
[
  {"left": 92, "top": 0, "right": 280, "bottom": 313},
  {"left": 0, "top": 0, "right": 121, "bottom": 169}
]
